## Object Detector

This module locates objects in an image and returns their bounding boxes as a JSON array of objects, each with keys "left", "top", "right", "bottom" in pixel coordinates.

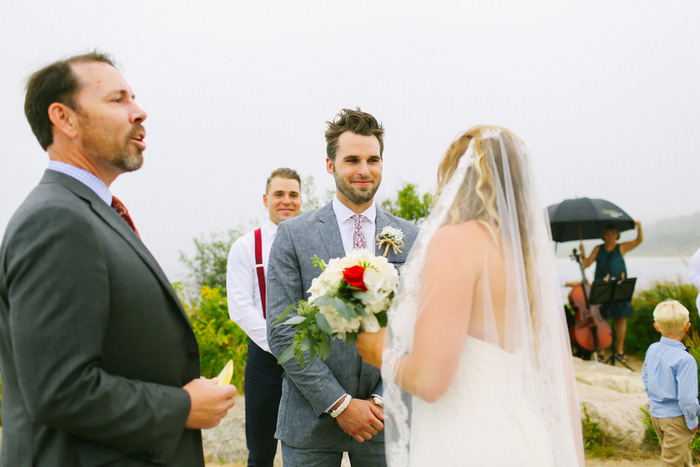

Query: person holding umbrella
[{"left": 581, "top": 219, "right": 643, "bottom": 362}]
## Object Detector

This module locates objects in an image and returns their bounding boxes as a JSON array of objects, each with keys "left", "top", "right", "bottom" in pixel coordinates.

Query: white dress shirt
[
  {"left": 226, "top": 219, "right": 278, "bottom": 353},
  {"left": 332, "top": 197, "right": 377, "bottom": 255}
]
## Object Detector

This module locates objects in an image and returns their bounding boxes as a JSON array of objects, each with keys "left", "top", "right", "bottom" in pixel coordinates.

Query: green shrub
[
  {"left": 582, "top": 403, "right": 616, "bottom": 457},
  {"left": 181, "top": 285, "right": 249, "bottom": 392},
  {"left": 625, "top": 280, "right": 698, "bottom": 355}
]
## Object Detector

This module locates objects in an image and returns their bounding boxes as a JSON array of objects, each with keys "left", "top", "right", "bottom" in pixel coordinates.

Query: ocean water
[{"left": 556, "top": 256, "right": 692, "bottom": 293}]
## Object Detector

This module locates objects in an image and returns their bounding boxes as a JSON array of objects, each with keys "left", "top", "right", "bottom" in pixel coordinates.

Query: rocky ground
[{"left": 204, "top": 354, "right": 669, "bottom": 466}]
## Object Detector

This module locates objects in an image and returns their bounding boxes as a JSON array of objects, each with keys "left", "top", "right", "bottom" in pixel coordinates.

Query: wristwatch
[{"left": 372, "top": 395, "right": 384, "bottom": 407}]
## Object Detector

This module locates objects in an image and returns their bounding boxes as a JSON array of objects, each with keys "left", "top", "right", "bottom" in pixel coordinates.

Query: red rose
[{"left": 343, "top": 265, "right": 367, "bottom": 291}]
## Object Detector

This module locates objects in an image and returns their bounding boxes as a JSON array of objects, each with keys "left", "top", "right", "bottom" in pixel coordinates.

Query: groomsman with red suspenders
[{"left": 226, "top": 168, "right": 302, "bottom": 466}]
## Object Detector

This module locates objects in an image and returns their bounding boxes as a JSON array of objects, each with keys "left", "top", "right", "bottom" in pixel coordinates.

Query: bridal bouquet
[{"left": 275, "top": 249, "right": 399, "bottom": 367}]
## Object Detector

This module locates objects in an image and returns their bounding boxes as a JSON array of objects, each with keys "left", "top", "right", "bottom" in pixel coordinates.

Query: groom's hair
[{"left": 325, "top": 108, "right": 384, "bottom": 162}]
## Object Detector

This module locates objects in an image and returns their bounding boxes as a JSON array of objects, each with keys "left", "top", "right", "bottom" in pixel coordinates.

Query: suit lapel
[
  {"left": 43, "top": 171, "right": 189, "bottom": 322},
  {"left": 91, "top": 199, "right": 187, "bottom": 316},
  {"left": 316, "top": 203, "right": 345, "bottom": 260}
]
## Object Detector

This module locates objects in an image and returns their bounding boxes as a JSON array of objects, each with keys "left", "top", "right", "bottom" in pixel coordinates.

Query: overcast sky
[{"left": 2, "top": 1, "right": 699, "bottom": 280}]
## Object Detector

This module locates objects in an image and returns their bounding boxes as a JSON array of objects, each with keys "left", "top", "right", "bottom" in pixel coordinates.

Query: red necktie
[{"left": 111, "top": 195, "right": 140, "bottom": 237}]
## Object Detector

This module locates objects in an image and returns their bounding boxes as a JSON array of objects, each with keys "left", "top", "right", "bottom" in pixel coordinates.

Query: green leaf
[
  {"left": 277, "top": 345, "right": 296, "bottom": 365},
  {"left": 315, "top": 312, "right": 332, "bottom": 334},
  {"left": 300, "top": 337, "right": 313, "bottom": 352},
  {"left": 320, "top": 335, "right": 332, "bottom": 359},
  {"left": 314, "top": 296, "right": 333, "bottom": 307},
  {"left": 283, "top": 316, "right": 307, "bottom": 326},
  {"left": 334, "top": 297, "right": 356, "bottom": 320},
  {"left": 274, "top": 302, "right": 298, "bottom": 324},
  {"left": 353, "top": 304, "right": 368, "bottom": 317},
  {"left": 353, "top": 292, "right": 371, "bottom": 300}
]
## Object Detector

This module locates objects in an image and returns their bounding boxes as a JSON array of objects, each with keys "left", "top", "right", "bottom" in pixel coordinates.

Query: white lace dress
[{"left": 408, "top": 336, "right": 555, "bottom": 466}]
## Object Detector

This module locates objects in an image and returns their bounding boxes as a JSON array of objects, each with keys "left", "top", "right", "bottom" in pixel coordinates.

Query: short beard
[
  {"left": 334, "top": 171, "right": 379, "bottom": 205},
  {"left": 113, "top": 151, "right": 143, "bottom": 172}
]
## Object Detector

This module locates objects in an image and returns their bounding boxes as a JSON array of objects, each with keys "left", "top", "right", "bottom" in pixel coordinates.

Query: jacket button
[{"left": 188, "top": 351, "right": 199, "bottom": 360}]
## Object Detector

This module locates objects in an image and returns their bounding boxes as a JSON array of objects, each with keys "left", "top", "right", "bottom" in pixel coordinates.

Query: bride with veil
[{"left": 357, "top": 125, "right": 584, "bottom": 466}]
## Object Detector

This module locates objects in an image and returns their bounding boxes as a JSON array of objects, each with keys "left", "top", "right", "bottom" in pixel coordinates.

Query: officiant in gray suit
[
  {"left": 266, "top": 108, "right": 418, "bottom": 466},
  {"left": 0, "top": 52, "right": 237, "bottom": 466}
]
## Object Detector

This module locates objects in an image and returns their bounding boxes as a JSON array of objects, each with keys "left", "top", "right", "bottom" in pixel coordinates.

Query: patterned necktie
[
  {"left": 352, "top": 214, "right": 367, "bottom": 250},
  {"left": 111, "top": 195, "right": 140, "bottom": 237}
]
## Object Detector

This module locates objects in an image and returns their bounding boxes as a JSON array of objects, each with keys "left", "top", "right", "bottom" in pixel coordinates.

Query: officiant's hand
[
  {"left": 357, "top": 328, "right": 386, "bottom": 368},
  {"left": 183, "top": 377, "right": 237, "bottom": 429},
  {"left": 335, "top": 398, "right": 384, "bottom": 442}
]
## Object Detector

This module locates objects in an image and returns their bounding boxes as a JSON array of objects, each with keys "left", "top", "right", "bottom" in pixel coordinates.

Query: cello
[{"left": 568, "top": 248, "right": 612, "bottom": 358}]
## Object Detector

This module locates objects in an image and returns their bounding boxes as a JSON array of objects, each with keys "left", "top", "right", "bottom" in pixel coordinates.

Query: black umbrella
[{"left": 547, "top": 197, "right": 635, "bottom": 243}]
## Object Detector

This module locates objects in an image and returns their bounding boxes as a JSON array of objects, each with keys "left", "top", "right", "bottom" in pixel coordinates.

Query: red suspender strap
[{"left": 254, "top": 228, "right": 267, "bottom": 318}]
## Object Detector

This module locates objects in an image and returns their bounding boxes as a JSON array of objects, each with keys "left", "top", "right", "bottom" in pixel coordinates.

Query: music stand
[{"left": 589, "top": 278, "right": 636, "bottom": 370}]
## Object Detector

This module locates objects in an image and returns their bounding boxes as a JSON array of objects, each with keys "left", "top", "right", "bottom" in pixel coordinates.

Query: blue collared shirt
[
  {"left": 47, "top": 161, "right": 112, "bottom": 206},
  {"left": 642, "top": 336, "right": 700, "bottom": 430}
]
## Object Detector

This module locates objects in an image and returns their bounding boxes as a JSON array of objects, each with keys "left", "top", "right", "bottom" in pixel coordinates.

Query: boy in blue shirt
[{"left": 642, "top": 299, "right": 699, "bottom": 467}]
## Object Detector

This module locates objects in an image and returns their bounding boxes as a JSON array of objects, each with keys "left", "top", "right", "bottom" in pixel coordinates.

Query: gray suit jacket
[
  {"left": 266, "top": 202, "right": 418, "bottom": 448},
  {"left": 0, "top": 171, "right": 204, "bottom": 466}
]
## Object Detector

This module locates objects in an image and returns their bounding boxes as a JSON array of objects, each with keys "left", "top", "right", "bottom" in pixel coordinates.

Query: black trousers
[{"left": 244, "top": 339, "right": 284, "bottom": 467}]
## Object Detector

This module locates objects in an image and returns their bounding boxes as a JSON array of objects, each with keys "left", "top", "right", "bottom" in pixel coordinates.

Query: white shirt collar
[
  {"left": 262, "top": 218, "right": 278, "bottom": 238},
  {"left": 332, "top": 197, "right": 377, "bottom": 224}
]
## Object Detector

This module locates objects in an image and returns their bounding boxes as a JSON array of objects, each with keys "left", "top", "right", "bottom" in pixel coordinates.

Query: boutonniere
[{"left": 376, "top": 226, "right": 404, "bottom": 257}]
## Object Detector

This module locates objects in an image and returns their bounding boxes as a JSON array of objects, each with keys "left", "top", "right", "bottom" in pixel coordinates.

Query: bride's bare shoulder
[{"left": 428, "top": 221, "right": 495, "bottom": 259}]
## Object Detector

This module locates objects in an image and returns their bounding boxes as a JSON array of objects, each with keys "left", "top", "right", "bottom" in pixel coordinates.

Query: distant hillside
[
  {"left": 631, "top": 212, "right": 700, "bottom": 257},
  {"left": 552, "top": 212, "right": 700, "bottom": 258}
]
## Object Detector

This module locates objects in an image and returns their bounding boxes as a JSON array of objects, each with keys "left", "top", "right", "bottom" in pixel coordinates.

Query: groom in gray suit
[
  {"left": 0, "top": 52, "right": 236, "bottom": 466},
  {"left": 266, "top": 108, "right": 418, "bottom": 466}
]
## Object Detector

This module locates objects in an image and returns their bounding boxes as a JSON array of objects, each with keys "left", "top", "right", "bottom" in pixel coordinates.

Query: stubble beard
[
  {"left": 113, "top": 149, "right": 144, "bottom": 172},
  {"left": 334, "top": 172, "right": 380, "bottom": 206},
  {"left": 78, "top": 111, "right": 144, "bottom": 173}
]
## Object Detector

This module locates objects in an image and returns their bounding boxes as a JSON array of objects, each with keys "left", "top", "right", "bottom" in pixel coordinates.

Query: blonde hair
[
  {"left": 435, "top": 125, "right": 536, "bottom": 319},
  {"left": 653, "top": 299, "right": 690, "bottom": 334}
]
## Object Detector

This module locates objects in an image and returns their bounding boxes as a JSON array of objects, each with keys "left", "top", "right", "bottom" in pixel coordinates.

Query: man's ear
[
  {"left": 653, "top": 323, "right": 660, "bottom": 332},
  {"left": 263, "top": 193, "right": 269, "bottom": 208},
  {"left": 47, "top": 102, "right": 78, "bottom": 139},
  {"left": 326, "top": 157, "right": 334, "bottom": 175}
]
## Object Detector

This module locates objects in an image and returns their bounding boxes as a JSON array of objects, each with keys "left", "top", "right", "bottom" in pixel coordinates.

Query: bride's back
[{"left": 432, "top": 220, "right": 512, "bottom": 348}]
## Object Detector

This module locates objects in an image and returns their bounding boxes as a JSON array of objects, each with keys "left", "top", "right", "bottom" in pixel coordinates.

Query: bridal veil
[{"left": 382, "top": 126, "right": 584, "bottom": 465}]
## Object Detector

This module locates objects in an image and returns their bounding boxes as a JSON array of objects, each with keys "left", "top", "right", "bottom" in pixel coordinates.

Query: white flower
[{"left": 379, "top": 226, "right": 404, "bottom": 243}]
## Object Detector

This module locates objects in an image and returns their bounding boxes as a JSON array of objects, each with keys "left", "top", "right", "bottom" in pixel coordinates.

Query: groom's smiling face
[{"left": 327, "top": 131, "right": 383, "bottom": 213}]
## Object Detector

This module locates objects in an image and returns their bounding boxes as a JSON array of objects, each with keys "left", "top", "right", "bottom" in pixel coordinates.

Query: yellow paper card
[{"left": 217, "top": 359, "right": 234, "bottom": 386}]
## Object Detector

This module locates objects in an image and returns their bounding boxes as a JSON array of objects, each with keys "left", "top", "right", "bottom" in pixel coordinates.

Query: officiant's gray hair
[{"left": 325, "top": 107, "right": 384, "bottom": 162}]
